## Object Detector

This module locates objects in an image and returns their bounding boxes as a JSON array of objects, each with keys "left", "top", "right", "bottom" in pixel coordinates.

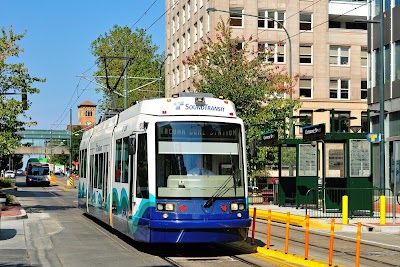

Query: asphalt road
[{"left": 1, "top": 176, "right": 298, "bottom": 267}]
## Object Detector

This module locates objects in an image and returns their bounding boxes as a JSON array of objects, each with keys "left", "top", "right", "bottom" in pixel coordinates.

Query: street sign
[
  {"left": 261, "top": 130, "right": 278, "bottom": 144},
  {"left": 302, "top": 123, "right": 326, "bottom": 141},
  {"left": 366, "top": 132, "right": 380, "bottom": 143}
]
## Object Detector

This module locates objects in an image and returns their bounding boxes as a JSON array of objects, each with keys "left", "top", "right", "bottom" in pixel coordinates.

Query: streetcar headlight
[
  {"left": 156, "top": 202, "right": 175, "bottom": 212},
  {"left": 231, "top": 202, "right": 245, "bottom": 212},
  {"left": 165, "top": 203, "right": 175, "bottom": 211},
  {"left": 231, "top": 203, "right": 238, "bottom": 211}
]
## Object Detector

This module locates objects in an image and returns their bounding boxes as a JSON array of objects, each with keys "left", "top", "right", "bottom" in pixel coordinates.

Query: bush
[
  {"left": 6, "top": 194, "right": 14, "bottom": 204},
  {"left": 0, "top": 178, "right": 15, "bottom": 188}
]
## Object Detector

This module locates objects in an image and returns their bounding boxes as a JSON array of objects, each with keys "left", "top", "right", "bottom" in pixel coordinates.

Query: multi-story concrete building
[
  {"left": 165, "top": 0, "right": 368, "bottom": 134},
  {"left": 368, "top": 1, "right": 400, "bottom": 189}
]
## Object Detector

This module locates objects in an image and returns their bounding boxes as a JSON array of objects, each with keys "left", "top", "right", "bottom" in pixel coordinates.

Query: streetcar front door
[{"left": 130, "top": 133, "right": 149, "bottom": 241}]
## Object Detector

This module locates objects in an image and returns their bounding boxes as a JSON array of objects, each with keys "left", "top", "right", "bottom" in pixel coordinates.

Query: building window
[
  {"left": 176, "top": 65, "right": 180, "bottom": 84},
  {"left": 199, "top": 0, "right": 203, "bottom": 8},
  {"left": 299, "top": 78, "right": 312, "bottom": 98},
  {"left": 361, "top": 80, "right": 367, "bottom": 99},
  {"left": 299, "top": 110, "right": 313, "bottom": 126},
  {"left": 300, "top": 45, "right": 312, "bottom": 64},
  {"left": 183, "top": 65, "right": 186, "bottom": 81},
  {"left": 373, "top": 48, "right": 380, "bottom": 87},
  {"left": 187, "top": 29, "right": 191, "bottom": 48},
  {"left": 258, "top": 43, "right": 267, "bottom": 61},
  {"left": 172, "top": 16, "right": 175, "bottom": 34},
  {"left": 85, "top": 110, "right": 92, "bottom": 116},
  {"left": 176, "top": 39, "right": 180, "bottom": 57},
  {"left": 172, "top": 43, "right": 175, "bottom": 60},
  {"left": 236, "top": 42, "right": 243, "bottom": 51},
  {"left": 177, "top": 12, "right": 180, "bottom": 31},
  {"left": 330, "top": 79, "right": 350, "bottom": 100},
  {"left": 384, "top": 44, "right": 391, "bottom": 84},
  {"left": 230, "top": 9, "right": 243, "bottom": 27},
  {"left": 396, "top": 0, "right": 400, "bottom": 7},
  {"left": 271, "top": 43, "right": 284, "bottom": 63},
  {"left": 333, "top": 111, "right": 350, "bottom": 132},
  {"left": 258, "top": 10, "right": 285, "bottom": 29},
  {"left": 194, "top": 23, "right": 198, "bottom": 43},
  {"left": 199, "top": 17, "right": 204, "bottom": 39},
  {"left": 361, "top": 111, "right": 368, "bottom": 133},
  {"left": 258, "top": 43, "right": 284, "bottom": 63},
  {"left": 194, "top": 0, "right": 197, "bottom": 13},
  {"left": 172, "top": 69, "right": 176, "bottom": 86},
  {"left": 187, "top": 0, "right": 191, "bottom": 20},
  {"left": 207, "top": 12, "right": 210, "bottom": 32},
  {"left": 330, "top": 46, "right": 350, "bottom": 65},
  {"left": 182, "top": 33, "right": 186, "bottom": 51},
  {"left": 396, "top": 41, "right": 400, "bottom": 81},
  {"left": 300, "top": 13, "right": 312, "bottom": 31},
  {"left": 361, "top": 47, "right": 368, "bottom": 67},
  {"left": 183, "top": 5, "right": 186, "bottom": 23}
]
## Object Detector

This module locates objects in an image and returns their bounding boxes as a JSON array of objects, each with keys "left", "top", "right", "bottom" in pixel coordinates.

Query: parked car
[{"left": 4, "top": 170, "right": 16, "bottom": 179}]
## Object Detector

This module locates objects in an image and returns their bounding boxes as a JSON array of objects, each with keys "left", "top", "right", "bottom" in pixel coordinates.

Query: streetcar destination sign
[
  {"left": 261, "top": 130, "right": 279, "bottom": 144},
  {"left": 302, "top": 123, "right": 326, "bottom": 141}
]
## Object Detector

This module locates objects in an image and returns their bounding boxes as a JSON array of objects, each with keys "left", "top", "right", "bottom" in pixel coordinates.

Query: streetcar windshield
[{"left": 156, "top": 121, "right": 245, "bottom": 198}]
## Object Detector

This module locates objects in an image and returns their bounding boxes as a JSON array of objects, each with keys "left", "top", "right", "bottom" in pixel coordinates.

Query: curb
[{"left": 1, "top": 207, "right": 28, "bottom": 221}]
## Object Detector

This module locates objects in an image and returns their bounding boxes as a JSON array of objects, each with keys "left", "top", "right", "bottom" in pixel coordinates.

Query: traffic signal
[
  {"left": 22, "top": 89, "right": 28, "bottom": 110},
  {"left": 250, "top": 139, "right": 257, "bottom": 158}
]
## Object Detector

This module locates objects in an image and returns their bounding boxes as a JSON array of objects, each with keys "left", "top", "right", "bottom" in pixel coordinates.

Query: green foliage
[
  {"left": 6, "top": 193, "right": 14, "bottom": 203},
  {"left": 0, "top": 27, "right": 45, "bottom": 156},
  {"left": 91, "top": 26, "right": 164, "bottom": 113},
  {"left": 0, "top": 178, "right": 15, "bottom": 188},
  {"left": 183, "top": 19, "right": 301, "bottom": 177}
]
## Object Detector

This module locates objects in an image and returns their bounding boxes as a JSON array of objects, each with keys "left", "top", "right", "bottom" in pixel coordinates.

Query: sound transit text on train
[
  {"left": 184, "top": 104, "right": 225, "bottom": 112},
  {"left": 157, "top": 123, "right": 240, "bottom": 141}
]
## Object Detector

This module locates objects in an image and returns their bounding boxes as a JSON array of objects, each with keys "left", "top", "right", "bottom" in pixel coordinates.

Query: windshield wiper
[{"left": 204, "top": 174, "right": 234, "bottom": 208}]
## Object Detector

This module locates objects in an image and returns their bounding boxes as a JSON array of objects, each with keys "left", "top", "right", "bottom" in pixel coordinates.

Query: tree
[
  {"left": 0, "top": 26, "right": 45, "bottom": 156},
  {"left": 183, "top": 19, "right": 301, "bottom": 178},
  {"left": 91, "top": 26, "right": 164, "bottom": 113}
]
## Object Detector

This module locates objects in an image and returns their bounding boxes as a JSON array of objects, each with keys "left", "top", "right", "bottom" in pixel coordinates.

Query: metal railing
[{"left": 305, "top": 187, "right": 397, "bottom": 219}]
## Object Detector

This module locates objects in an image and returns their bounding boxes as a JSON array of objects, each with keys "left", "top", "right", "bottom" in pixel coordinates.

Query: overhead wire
[{"left": 53, "top": 0, "right": 175, "bottom": 129}]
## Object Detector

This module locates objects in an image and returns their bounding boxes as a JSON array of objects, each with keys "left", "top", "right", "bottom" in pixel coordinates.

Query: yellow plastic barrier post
[
  {"left": 342, "top": 195, "right": 348, "bottom": 225},
  {"left": 355, "top": 222, "right": 361, "bottom": 267},
  {"left": 380, "top": 195, "right": 386, "bottom": 225}
]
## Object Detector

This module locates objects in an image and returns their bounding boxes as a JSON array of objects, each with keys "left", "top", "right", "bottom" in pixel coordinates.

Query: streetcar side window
[
  {"left": 94, "top": 154, "right": 99, "bottom": 188},
  {"left": 115, "top": 139, "right": 122, "bottom": 182},
  {"left": 121, "top": 137, "right": 129, "bottom": 183},
  {"left": 136, "top": 133, "right": 149, "bottom": 199}
]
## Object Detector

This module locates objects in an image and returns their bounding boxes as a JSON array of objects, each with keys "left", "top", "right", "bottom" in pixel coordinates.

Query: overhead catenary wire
[{"left": 53, "top": 0, "right": 177, "bottom": 129}]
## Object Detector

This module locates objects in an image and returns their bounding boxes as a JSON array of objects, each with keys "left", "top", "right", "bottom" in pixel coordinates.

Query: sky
[{"left": 1, "top": 0, "right": 165, "bottom": 131}]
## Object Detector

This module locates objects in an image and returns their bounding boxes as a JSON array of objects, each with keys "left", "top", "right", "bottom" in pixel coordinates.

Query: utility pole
[
  {"left": 124, "top": 46, "right": 128, "bottom": 109},
  {"left": 69, "top": 109, "right": 72, "bottom": 176}
]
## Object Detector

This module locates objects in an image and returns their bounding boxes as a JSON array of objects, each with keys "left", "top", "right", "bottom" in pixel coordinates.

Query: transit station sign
[
  {"left": 302, "top": 123, "right": 326, "bottom": 141},
  {"left": 261, "top": 130, "right": 279, "bottom": 144}
]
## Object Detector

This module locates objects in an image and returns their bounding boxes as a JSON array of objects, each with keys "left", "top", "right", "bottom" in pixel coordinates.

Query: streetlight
[
  {"left": 159, "top": 53, "right": 172, "bottom": 97},
  {"left": 355, "top": 0, "right": 385, "bottom": 190},
  {"left": 207, "top": 8, "right": 294, "bottom": 136}
]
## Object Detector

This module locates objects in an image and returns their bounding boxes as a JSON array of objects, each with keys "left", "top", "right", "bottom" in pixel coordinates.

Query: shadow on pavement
[{"left": 0, "top": 229, "right": 17, "bottom": 240}]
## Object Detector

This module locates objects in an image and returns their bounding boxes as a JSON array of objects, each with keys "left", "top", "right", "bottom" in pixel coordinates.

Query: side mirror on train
[{"left": 128, "top": 135, "right": 136, "bottom": 155}]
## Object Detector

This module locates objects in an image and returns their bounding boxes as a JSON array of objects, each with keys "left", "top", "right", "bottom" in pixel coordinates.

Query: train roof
[{"left": 118, "top": 95, "right": 237, "bottom": 123}]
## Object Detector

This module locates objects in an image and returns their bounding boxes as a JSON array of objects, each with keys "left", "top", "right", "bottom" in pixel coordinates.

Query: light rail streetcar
[{"left": 78, "top": 93, "right": 251, "bottom": 243}]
